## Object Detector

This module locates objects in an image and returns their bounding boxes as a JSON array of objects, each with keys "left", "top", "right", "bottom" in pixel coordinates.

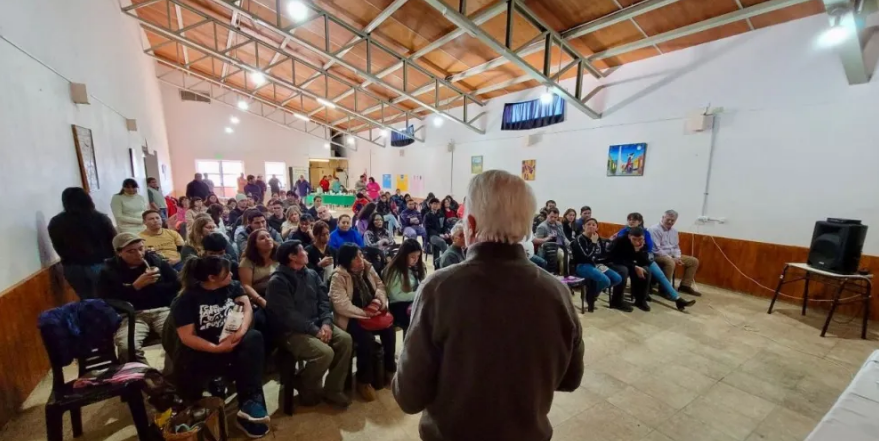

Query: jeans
[
  {"left": 389, "top": 301, "right": 412, "bottom": 336},
  {"left": 175, "top": 328, "right": 265, "bottom": 402},
  {"left": 346, "top": 320, "right": 397, "bottom": 384},
  {"left": 575, "top": 264, "right": 623, "bottom": 293},
  {"left": 530, "top": 255, "right": 547, "bottom": 269},
  {"left": 62, "top": 263, "right": 104, "bottom": 299},
  {"left": 279, "top": 325, "right": 353, "bottom": 396},
  {"left": 383, "top": 214, "right": 399, "bottom": 236},
  {"left": 113, "top": 307, "right": 170, "bottom": 365},
  {"left": 648, "top": 262, "right": 679, "bottom": 300},
  {"left": 654, "top": 255, "right": 700, "bottom": 288}
]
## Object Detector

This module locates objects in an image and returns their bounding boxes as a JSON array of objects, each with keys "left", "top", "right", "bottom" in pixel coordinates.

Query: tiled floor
[{"left": 3, "top": 285, "right": 878, "bottom": 441}]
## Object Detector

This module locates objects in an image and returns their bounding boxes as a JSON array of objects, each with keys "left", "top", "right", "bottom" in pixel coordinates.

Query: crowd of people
[{"left": 47, "top": 169, "right": 704, "bottom": 440}]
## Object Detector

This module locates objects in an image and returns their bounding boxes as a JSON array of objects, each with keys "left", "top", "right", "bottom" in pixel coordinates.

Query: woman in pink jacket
[{"left": 366, "top": 177, "right": 381, "bottom": 200}]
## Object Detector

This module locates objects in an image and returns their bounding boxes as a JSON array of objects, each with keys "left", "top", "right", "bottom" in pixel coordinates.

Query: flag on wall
[
  {"left": 382, "top": 174, "right": 392, "bottom": 189},
  {"left": 396, "top": 174, "right": 409, "bottom": 191}
]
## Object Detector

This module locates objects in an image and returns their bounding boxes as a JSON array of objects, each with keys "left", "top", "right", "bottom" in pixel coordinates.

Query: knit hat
[{"left": 113, "top": 232, "right": 143, "bottom": 251}]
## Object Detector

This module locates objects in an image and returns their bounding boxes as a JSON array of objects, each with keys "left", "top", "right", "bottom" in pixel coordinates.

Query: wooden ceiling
[{"left": 131, "top": 0, "right": 825, "bottom": 131}]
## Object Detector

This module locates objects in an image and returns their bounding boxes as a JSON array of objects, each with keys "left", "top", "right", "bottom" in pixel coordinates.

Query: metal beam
[
  {"left": 590, "top": 0, "right": 811, "bottom": 61},
  {"left": 200, "top": 0, "right": 486, "bottom": 134},
  {"left": 445, "top": 0, "right": 680, "bottom": 84},
  {"left": 421, "top": 0, "right": 601, "bottom": 119},
  {"left": 174, "top": 5, "right": 190, "bottom": 65},
  {"left": 219, "top": 0, "right": 242, "bottom": 80},
  {"left": 821, "top": 0, "right": 871, "bottom": 85},
  {"left": 124, "top": 0, "right": 423, "bottom": 141}
]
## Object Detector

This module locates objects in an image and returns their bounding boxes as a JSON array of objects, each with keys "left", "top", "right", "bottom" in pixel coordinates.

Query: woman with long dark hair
[
  {"left": 442, "top": 196, "right": 458, "bottom": 219},
  {"left": 48, "top": 188, "right": 117, "bottom": 299},
  {"left": 110, "top": 178, "right": 147, "bottom": 234},
  {"left": 364, "top": 212, "right": 397, "bottom": 254},
  {"left": 355, "top": 202, "right": 377, "bottom": 234},
  {"left": 328, "top": 244, "right": 394, "bottom": 402},
  {"left": 207, "top": 194, "right": 220, "bottom": 206},
  {"left": 381, "top": 239, "right": 425, "bottom": 333},
  {"left": 561, "top": 208, "right": 577, "bottom": 242},
  {"left": 208, "top": 203, "right": 226, "bottom": 234},
  {"left": 239, "top": 229, "right": 278, "bottom": 300},
  {"left": 171, "top": 256, "right": 270, "bottom": 438}
]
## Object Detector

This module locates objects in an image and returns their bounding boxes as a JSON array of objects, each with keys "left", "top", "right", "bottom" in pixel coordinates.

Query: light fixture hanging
[
  {"left": 237, "top": 100, "right": 249, "bottom": 110},
  {"left": 293, "top": 113, "right": 310, "bottom": 122},
  {"left": 230, "top": 116, "right": 240, "bottom": 124},
  {"left": 818, "top": 4, "right": 854, "bottom": 48},
  {"left": 250, "top": 71, "right": 266, "bottom": 86},
  {"left": 288, "top": 1, "right": 309, "bottom": 22},
  {"left": 346, "top": 136, "right": 355, "bottom": 145},
  {"left": 316, "top": 98, "right": 336, "bottom": 109},
  {"left": 433, "top": 114, "right": 444, "bottom": 127},
  {"left": 540, "top": 87, "right": 554, "bottom": 105},
  {"left": 323, "top": 142, "right": 331, "bottom": 149}
]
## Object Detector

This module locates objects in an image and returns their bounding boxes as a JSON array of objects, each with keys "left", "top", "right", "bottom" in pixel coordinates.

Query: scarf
[{"left": 350, "top": 268, "right": 375, "bottom": 307}]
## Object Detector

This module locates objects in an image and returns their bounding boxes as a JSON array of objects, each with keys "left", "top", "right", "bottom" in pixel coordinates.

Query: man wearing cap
[{"left": 97, "top": 232, "right": 181, "bottom": 365}]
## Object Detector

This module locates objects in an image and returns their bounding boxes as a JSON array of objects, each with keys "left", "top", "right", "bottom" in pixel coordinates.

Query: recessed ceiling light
[
  {"left": 251, "top": 71, "right": 266, "bottom": 86},
  {"left": 293, "top": 113, "right": 309, "bottom": 122},
  {"left": 237, "top": 100, "right": 249, "bottom": 110},
  {"left": 225, "top": 127, "right": 234, "bottom": 134},
  {"left": 288, "top": 1, "right": 308, "bottom": 22},
  {"left": 316, "top": 98, "right": 336, "bottom": 109},
  {"left": 230, "top": 116, "right": 240, "bottom": 124}
]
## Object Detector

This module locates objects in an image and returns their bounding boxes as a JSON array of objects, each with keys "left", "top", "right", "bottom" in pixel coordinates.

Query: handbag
[{"left": 359, "top": 299, "right": 394, "bottom": 331}]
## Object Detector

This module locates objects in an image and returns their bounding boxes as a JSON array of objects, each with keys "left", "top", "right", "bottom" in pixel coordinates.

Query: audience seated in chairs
[
  {"left": 139, "top": 210, "right": 185, "bottom": 271},
  {"left": 207, "top": 203, "right": 226, "bottom": 235},
  {"left": 227, "top": 197, "right": 246, "bottom": 226},
  {"left": 442, "top": 195, "right": 460, "bottom": 218},
  {"left": 97, "top": 233, "right": 180, "bottom": 365},
  {"left": 424, "top": 198, "right": 450, "bottom": 265},
  {"left": 329, "top": 214, "right": 364, "bottom": 249},
  {"left": 328, "top": 244, "right": 396, "bottom": 402},
  {"left": 438, "top": 223, "right": 466, "bottom": 269},
  {"left": 266, "top": 241, "right": 353, "bottom": 409},
  {"left": 648, "top": 209, "right": 702, "bottom": 296},
  {"left": 172, "top": 196, "right": 190, "bottom": 232},
  {"left": 364, "top": 212, "right": 398, "bottom": 255},
  {"left": 185, "top": 197, "right": 207, "bottom": 232},
  {"left": 376, "top": 193, "right": 399, "bottom": 235},
  {"left": 352, "top": 193, "right": 370, "bottom": 216},
  {"left": 48, "top": 187, "right": 117, "bottom": 299},
  {"left": 355, "top": 202, "right": 377, "bottom": 234},
  {"left": 239, "top": 229, "right": 278, "bottom": 302},
  {"left": 170, "top": 256, "right": 270, "bottom": 438},
  {"left": 316, "top": 205, "right": 338, "bottom": 232},
  {"left": 234, "top": 209, "right": 282, "bottom": 256},
  {"left": 390, "top": 190, "right": 405, "bottom": 213},
  {"left": 561, "top": 208, "right": 577, "bottom": 242},
  {"left": 382, "top": 239, "right": 424, "bottom": 335},
  {"left": 288, "top": 214, "right": 314, "bottom": 247},
  {"left": 181, "top": 215, "right": 230, "bottom": 261},
  {"left": 533, "top": 208, "right": 571, "bottom": 274},
  {"left": 267, "top": 200, "right": 286, "bottom": 234},
  {"left": 615, "top": 212, "right": 691, "bottom": 305},
  {"left": 283, "top": 190, "right": 307, "bottom": 211},
  {"left": 306, "top": 220, "right": 337, "bottom": 282},
  {"left": 280, "top": 206, "right": 301, "bottom": 240},
  {"left": 570, "top": 218, "right": 623, "bottom": 312},
  {"left": 202, "top": 232, "right": 239, "bottom": 279},
  {"left": 573, "top": 205, "right": 592, "bottom": 236},
  {"left": 400, "top": 199, "right": 429, "bottom": 249},
  {"left": 609, "top": 227, "right": 672, "bottom": 313}
]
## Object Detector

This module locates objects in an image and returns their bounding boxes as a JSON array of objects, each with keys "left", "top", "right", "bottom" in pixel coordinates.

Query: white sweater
[{"left": 111, "top": 193, "right": 146, "bottom": 234}]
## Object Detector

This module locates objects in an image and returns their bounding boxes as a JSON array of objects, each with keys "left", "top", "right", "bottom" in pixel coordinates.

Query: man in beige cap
[{"left": 96, "top": 232, "right": 180, "bottom": 365}]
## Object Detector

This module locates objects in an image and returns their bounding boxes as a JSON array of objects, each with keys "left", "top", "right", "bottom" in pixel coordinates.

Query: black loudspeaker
[{"left": 807, "top": 219, "right": 868, "bottom": 274}]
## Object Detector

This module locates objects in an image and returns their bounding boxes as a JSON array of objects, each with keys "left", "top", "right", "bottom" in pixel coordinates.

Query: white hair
[
  {"left": 465, "top": 170, "right": 536, "bottom": 244},
  {"left": 450, "top": 221, "right": 464, "bottom": 237},
  {"left": 664, "top": 209, "right": 679, "bottom": 218}
]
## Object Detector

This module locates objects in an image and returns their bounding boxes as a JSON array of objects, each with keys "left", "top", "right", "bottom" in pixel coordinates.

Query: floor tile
[
  {"left": 630, "top": 373, "right": 701, "bottom": 410},
  {"left": 681, "top": 396, "right": 771, "bottom": 440},
  {"left": 701, "top": 383, "right": 777, "bottom": 422},
  {"left": 574, "top": 401, "right": 653, "bottom": 441},
  {"left": 656, "top": 412, "right": 740, "bottom": 441},
  {"left": 607, "top": 386, "right": 678, "bottom": 427},
  {"left": 746, "top": 406, "right": 817, "bottom": 441}
]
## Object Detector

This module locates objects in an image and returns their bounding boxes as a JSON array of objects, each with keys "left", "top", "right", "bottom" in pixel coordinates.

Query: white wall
[
  {"left": 0, "top": 0, "right": 173, "bottom": 292},
  {"left": 348, "top": 14, "right": 879, "bottom": 255},
  {"left": 160, "top": 83, "right": 343, "bottom": 195}
]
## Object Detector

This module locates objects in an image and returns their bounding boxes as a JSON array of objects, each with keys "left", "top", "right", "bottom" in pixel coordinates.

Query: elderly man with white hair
[
  {"left": 437, "top": 222, "right": 465, "bottom": 268},
  {"left": 648, "top": 209, "right": 702, "bottom": 296},
  {"left": 392, "top": 170, "right": 584, "bottom": 441}
]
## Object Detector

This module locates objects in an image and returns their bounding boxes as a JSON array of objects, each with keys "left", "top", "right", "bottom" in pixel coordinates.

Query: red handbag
[{"left": 359, "top": 299, "right": 394, "bottom": 331}]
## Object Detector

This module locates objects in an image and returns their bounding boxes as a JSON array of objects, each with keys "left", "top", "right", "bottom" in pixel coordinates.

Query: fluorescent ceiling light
[
  {"left": 309, "top": 158, "right": 330, "bottom": 163},
  {"left": 237, "top": 100, "right": 249, "bottom": 110},
  {"left": 293, "top": 113, "right": 310, "bottom": 122},
  {"left": 316, "top": 98, "right": 336, "bottom": 109}
]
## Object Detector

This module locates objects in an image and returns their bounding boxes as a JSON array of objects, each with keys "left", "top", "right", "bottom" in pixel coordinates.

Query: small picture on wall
[
  {"left": 471, "top": 156, "right": 483, "bottom": 174},
  {"left": 71, "top": 125, "right": 100, "bottom": 192},
  {"left": 607, "top": 143, "right": 647, "bottom": 176},
  {"left": 521, "top": 159, "right": 536, "bottom": 181}
]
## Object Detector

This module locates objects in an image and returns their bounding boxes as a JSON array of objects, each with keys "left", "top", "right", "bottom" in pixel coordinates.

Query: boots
[
  {"left": 634, "top": 297, "right": 651, "bottom": 312},
  {"left": 586, "top": 288, "right": 599, "bottom": 313},
  {"left": 609, "top": 289, "right": 632, "bottom": 312},
  {"left": 675, "top": 297, "right": 696, "bottom": 311}
]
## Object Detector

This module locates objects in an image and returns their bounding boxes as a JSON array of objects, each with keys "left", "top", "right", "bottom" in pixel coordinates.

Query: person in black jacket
[
  {"left": 97, "top": 232, "right": 180, "bottom": 364},
  {"left": 305, "top": 220, "right": 337, "bottom": 282},
  {"left": 49, "top": 188, "right": 117, "bottom": 299},
  {"left": 288, "top": 214, "right": 315, "bottom": 247},
  {"left": 570, "top": 218, "right": 623, "bottom": 312},
  {"left": 185, "top": 173, "right": 211, "bottom": 201},
  {"left": 265, "top": 240, "right": 353, "bottom": 408},
  {"left": 423, "top": 198, "right": 449, "bottom": 263},
  {"left": 609, "top": 227, "right": 658, "bottom": 313}
]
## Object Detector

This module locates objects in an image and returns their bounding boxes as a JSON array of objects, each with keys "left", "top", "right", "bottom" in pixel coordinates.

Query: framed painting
[
  {"left": 471, "top": 155, "right": 483, "bottom": 174},
  {"left": 72, "top": 125, "right": 99, "bottom": 192},
  {"left": 521, "top": 159, "right": 536, "bottom": 181},
  {"left": 607, "top": 143, "right": 647, "bottom": 176}
]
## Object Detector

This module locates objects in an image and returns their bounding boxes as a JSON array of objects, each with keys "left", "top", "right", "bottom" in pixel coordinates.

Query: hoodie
[{"left": 265, "top": 265, "right": 332, "bottom": 337}]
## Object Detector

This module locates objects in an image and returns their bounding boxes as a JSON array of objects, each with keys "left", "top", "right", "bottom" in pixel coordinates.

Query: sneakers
[
  {"left": 679, "top": 285, "right": 702, "bottom": 296},
  {"left": 324, "top": 391, "right": 352, "bottom": 409},
  {"left": 235, "top": 417, "right": 270, "bottom": 439},
  {"left": 237, "top": 397, "right": 270, "bottom": 424},
  {"left": 634, "top": 300, "right": 651, "bottom": 312},
  {"left": 357, "top": 383, "right": 377, "bottom": 402},
  {"left": 675, "top": 297, "right": 696, "bottom": 311}
]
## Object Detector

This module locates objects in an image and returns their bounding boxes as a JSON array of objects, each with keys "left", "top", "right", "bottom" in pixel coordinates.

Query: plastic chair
[{"left": 40, "top": 300, "right": 151, "bottom": 441}]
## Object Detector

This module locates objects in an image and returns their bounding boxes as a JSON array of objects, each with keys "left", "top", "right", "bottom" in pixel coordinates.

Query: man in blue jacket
[
  {"left": 266, "top": 240, "right": 353, "bottom": 408},
  {"left": 400, "top": 199, "right": 428, "bottom": 247}
]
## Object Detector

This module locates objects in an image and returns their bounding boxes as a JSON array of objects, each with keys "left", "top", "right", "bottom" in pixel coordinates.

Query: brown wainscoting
[
  {"left": 597, "top": 223, "right": 879, "bottom": 320},
  {"left": 0, "top": 265, "right": 77, "bottom": 429}
]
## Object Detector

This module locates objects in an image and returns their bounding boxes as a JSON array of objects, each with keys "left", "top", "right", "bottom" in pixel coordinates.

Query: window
[
  {"left": 195, "top": 159, "right": 243, "bottom": 198},
  {"left": 500, "top": 95, "right": 565, "bottom": 131},
  {"left": 265, "top": 162, "right": 287, "bottom": 194},
  {"left": 391, "top": 125, "right": 415, "bottom": 147}
]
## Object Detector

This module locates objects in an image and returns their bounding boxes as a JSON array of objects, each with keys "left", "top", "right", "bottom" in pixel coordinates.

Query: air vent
[{"left": 179, "top": 90, "right": 210, "bottom": 103}]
